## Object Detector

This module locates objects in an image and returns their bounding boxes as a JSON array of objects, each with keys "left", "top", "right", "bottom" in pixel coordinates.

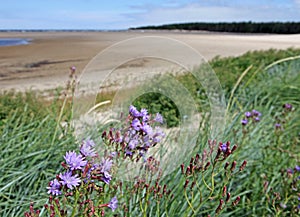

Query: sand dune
[{"left": 1, "top": 31, "right": 300, "bottom": 92}]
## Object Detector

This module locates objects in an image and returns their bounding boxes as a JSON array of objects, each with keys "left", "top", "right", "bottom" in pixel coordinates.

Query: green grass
[{"left": 1, "top": 48, "right": 300, "bottom": 216}]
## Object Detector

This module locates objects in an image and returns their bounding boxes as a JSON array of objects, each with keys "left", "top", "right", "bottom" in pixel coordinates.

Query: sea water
[{"left": 0, "top": 38, "right": 30, "bottom": 47}]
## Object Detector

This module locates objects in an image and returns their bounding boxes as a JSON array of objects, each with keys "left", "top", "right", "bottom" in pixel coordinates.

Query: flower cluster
[
  {"left": 42, "top": 138, "right": 118, "bottom": 216},
  {"left": 102, "top": 105, "right": 165, "bottom": 161},
  {"left": 26, "top": 106, "right": 168, "bottom": 216},
  {"left": 47, "top": 139, "right": 115, "bottom": 197},
  {"left": 241, "top": 109, "right": 262, "bottom": 126}
]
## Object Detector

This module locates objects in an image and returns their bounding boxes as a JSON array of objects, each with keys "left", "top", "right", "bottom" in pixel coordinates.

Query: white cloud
[{"left": 1, "top": 1, "right": 299, "bottom": 29}]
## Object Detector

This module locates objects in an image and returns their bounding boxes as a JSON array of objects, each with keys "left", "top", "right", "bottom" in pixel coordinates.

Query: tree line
[{"left": 130, "top": 22, "right": 300, "bottom": 34}]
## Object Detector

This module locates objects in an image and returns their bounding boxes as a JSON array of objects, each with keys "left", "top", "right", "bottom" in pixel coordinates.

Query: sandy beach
[{"left": 1, "top": 31, "right": 300, "bottom": 92}]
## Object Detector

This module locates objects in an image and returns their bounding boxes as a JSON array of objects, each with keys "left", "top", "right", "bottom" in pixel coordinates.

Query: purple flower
[
  {"left": 110, "top": 152, "right": 117, "bottom": 158},
  {"left": 143, "top": 135, "right": 151, "bottom": 147},
  {"left": 287, "top": 168, "right": 294, "bottom": 174},
  {"left": 284, "top": 103, "right": 292, "bottom": 110},
  {"left": 129, "top": 105, "right": 140, "bottom": 117},
  {"left": 141, "top": 124, "right": 153, "bottom": 135},
  {"left": 47, "top": 179, "right": 61, "bottom": 196},
  {"left": 154, "top": 113, "right": 164, "bottom": 124},
  {"left": 131, "top": 118, "right": 141, "bottom": 131},
  {"left": 220, "top": 143, "right": 227, "bottom": 153},
  {"left": 252, "top": 110, "right": 261, "bottom": 117},
  {"left": 152, "top": 127, "right": 165, "bottom": 143},
  {"left": 280, "top": 203, "right": 287, "bottom": 209},
  {"left": 102, "top": 171, "right": 112, "bottom": 184},
  {"left": 80, "top": 139, "right": 97, "bottom": 157},
  {"left": 140, "top": 108, "right": 150, "bottom": 122},
  {"left": 275, "top": 123, "right": 281, "bottom": 129},
  {"left": 241, "top": 119, "right": 248, "bottom": 125},
  {"left": 254, "top": 117, "right": 260, "bottom": 122},
  {"left": 245, "top": 111, "right": 252, "bottom": 118},
  {"left": 108, "top": 196, "right": 118, "bottom": 211},
  {"left": 125, "top": 150, "right": 133, "bottom": 156},
  {"left": 295, "top": 165, "right": 300, "bottom": 172},
  {"left": 100, "top": 158, "right": 113, "bottom": 174},
  {"left": 64, "top": 151, "right": 87, "bottom": 171},
  {"left": 114, "top": 131, "right": 123, "bottom": 143},
  {"left": 59, "top": 171, "right": 81, "bottom": 190},
  {"left": 70, "top": 66, "right": 76, "bottom": 72},
  {"left": 128, "top": 138, "right": 139, "bottom": 149}
]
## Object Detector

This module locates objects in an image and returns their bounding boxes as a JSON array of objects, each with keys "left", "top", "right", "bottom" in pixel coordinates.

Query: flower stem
[{"left": 184, "top": 189, "right": 195, "bottom": 215}]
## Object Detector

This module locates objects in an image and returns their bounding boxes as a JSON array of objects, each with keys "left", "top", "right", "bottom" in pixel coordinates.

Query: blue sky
[{"left": 1, "top": 0, "right": 300, "bottom": 29}]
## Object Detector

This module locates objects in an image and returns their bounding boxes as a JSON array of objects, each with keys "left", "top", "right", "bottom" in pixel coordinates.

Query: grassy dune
[{"left": 1, "top": 48, "right": 300, "bottom": 216}]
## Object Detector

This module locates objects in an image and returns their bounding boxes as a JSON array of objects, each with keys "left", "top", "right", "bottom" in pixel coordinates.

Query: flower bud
[
  {"left": 184, "top": 179, "right": 189, "bottom": 189},
  {"left": 232, "top": 196, "right": 241, "bottom": 206},
  {"left": 204, "top": 162, "right": 211, "bottom": 170},
  {"left": 216, "top": 199, "right": 224, "bottom": 213},
  {"left": 224, "top": 162, "right": 230, "bottom": 170},
  {"left": 190, "top": 181, "right": 196, "bottom": 190},
  {"left": 180, "top": 164, "right": 185, "bottom": 174},
  {"left": 239, "top": 160, "right": 247, "bottom": 171},
  {"left": 231, "top": 145, "right": 237, "bottom": 153},
  {"left": 222, "top": 186, "right": 227, "bottom": 197},
  {"left": 185, "top": 166, "right": 190, "bottom": 175},
  {"left": 230, "top": 161, "right": 237, "bottom": 172},
  {"left": 226, "top": 192, "right": 231, "bottom": 203}
]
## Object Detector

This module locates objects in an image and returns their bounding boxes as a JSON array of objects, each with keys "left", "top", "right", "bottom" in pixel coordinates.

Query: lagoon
[{"left": 0, "top": 38, "right": 30, "bottom": 47}]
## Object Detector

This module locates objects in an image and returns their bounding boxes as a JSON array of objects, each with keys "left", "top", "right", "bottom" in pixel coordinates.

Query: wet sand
[{"left": 1, "top": 31, "right": 300, "bottom": 92}]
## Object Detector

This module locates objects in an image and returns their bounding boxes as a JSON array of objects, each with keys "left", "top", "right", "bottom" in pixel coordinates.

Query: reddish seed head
[
  {"left": 232, "top": 196, "right": 241, "bottom": 206},
  {"left": 180, "top": 164, "right": 185, "bottom": 174},
  {"left": 186, "top": 166, "right": 190, "bottom": 175},
  {"left": 195, "top": 153, "right": 200, "bottom": 163},
  {"left": 225, "top": 149, "right": 232, "bottom": 157},
  {"left": 29, "top": 202, "right": 34, "bottom": 213},
  {"left": 190, "top": 181, "right": 196, "bottom": 190},
  {"left": 222, "top": 186, "right": 227, "bottom": 197},
  {"left": 226, "top": 192, "right": 231, "bottom": 202},
  {"left": 231, "top": 145, "right": 237, "bottom": 153},
  {"left": 55, "top": 198, "right": 60, "bottom": 206},
  {"left": 224, "top": 162, "right": 230, "bottom": 170},
  {"left": 230, "top": 161, "right": 237, "bottom": 172},
  {"left": 50, "top": 205, "right": 54, "bottom": 211},
  {"left": 215, "top": 147, "right": 222, "bottom": 160},
  {"left": 216, "top": 199, "right": 224, "bottom": 214},
  {"left": 204, "top": 162, "right": 211, "bottom": 170},
  {"left": 239, "top": 160, "right": 247, "bottom": 171},
  {"left": 163, "top": 184, "right": 167, "bottom": 193},
  {"left": 157, "top": 185, "right": 161, "bottom": 192},
  {"left": 263, "top": 181, "right": 269, "bottom": 192},
  {"left": 184, "top": 179, "right": 189, "bottom": 189}
]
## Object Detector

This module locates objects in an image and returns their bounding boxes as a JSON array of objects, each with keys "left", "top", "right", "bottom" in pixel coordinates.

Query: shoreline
[{"left": 1, "top": 31, "right": 300, "bottom": 92}]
